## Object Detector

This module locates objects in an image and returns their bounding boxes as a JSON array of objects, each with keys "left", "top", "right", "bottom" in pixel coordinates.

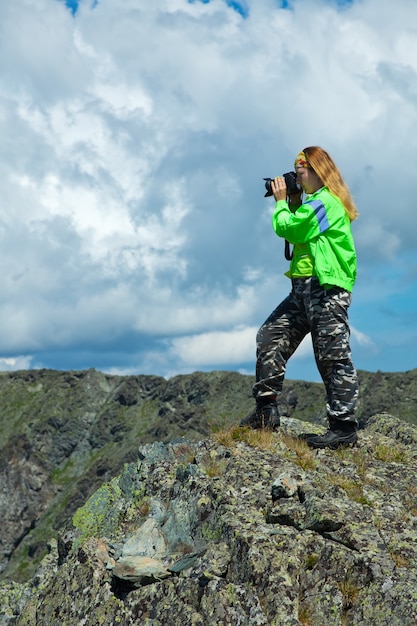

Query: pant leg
[
  {"left": 309, "top": 282, "right": 359, "bottom": 424},
  {"left": 253, "top": 284, "right": 310, "bottom": 399}
]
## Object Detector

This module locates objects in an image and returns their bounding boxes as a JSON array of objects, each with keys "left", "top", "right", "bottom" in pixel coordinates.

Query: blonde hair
[{"left": 302, "top": 146, "right": 359, "bottom": 221}]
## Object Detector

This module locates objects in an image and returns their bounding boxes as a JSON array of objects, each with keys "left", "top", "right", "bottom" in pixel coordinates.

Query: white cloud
[
  {"left": 168, "top": 325, "right": 313, "bottom": 367},
  {"left": 351, "top": 326, "right": 376, "bottom": 350},
  {"left": 0, "top": 356, "right": 34, "bottom": 371},
  {"left": 169, "top": 326, "right": 256, "bottom": 365},
  {"left": 0, "top": 0, "right": 416, "bottom": 379},
  {"left": 0, "top": 356, "right": 33, "bottom": 372}
]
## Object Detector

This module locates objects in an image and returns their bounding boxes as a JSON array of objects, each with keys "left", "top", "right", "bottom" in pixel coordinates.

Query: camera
[{"left": 263, "top": 171, "right": 299, "bottom": 197}]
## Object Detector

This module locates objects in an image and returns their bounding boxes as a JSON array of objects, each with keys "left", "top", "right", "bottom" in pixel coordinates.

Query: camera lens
[{"left": 263, "top": 178, "right": 273, "bottom": 197}]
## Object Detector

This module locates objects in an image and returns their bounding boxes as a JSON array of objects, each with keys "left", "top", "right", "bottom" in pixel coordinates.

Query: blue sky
[
  {"left": 0, "top": 0, "right": 417, "bottom": 383},
  {"left": 63, "top": 0, "right": 78, "bottom": 13},
  {"left": 62, "top": 0, "right": 353, "bottom": 16}
]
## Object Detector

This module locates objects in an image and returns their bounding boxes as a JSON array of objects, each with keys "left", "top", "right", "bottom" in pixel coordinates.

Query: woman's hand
[{"left": 271, "top": 177, "right": 288, "bottom": 202}]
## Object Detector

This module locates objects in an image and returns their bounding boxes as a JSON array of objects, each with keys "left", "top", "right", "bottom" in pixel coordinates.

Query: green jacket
[{"left": 272, "top": 187, "right": 357, "bottom": 292}]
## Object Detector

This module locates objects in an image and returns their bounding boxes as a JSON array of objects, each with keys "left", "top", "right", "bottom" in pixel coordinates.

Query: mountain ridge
[{"left": 1, "top": 366, "right": 417, "bottom": 586}]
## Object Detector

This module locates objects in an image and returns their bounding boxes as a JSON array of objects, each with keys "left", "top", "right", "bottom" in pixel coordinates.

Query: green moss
[
  {"left": 201, "top": 521, "right": 223, "bottom": 542},
  {"left": 50, "top": 459, "right": 76, "bottom": 484},
  {"left": 12, "top": 546, "right": 33, "bottom": 581},
  {"left": 226, "top": 583, "right": 237, "bottom": 605},
  {"left": 305, "top": 553, "right": 319, "bottom": 570},
  {"left": 72, "top": 477, "right": 124, "bottom": 544}
]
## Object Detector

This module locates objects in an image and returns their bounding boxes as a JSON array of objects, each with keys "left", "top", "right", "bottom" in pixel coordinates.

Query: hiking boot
[
  {"left": 239, "top": 398, "right": 280, "bottom": 430},
  {"left": 300, "top": 421, "right": 357, "bottom": 450}
]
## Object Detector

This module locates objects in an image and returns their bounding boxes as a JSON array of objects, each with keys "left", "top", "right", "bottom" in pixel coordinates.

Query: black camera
[{"left": 263, "top": 171, "right": 299, "bottom": 197}]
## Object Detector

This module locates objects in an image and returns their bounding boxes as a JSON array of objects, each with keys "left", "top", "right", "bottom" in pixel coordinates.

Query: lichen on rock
[{"left": 2, "top": 413, "right": 417, "bottom": 625}]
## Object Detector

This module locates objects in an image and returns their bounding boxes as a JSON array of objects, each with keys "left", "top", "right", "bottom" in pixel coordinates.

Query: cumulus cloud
[
  {"left": 169, "top": 326, "right": 257, "bottom": 366},
  {"left": 168, "top": 323, "right": 313, "bottom": 370},
  {"left": 0, "top": 0, "right": 416, "bottom": 380},
  {"left": 0, "top": 356, "right": 34, "bottom": 371}
]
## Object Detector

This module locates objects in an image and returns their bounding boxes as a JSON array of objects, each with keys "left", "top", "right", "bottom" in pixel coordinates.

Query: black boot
[
  {"left": 300, "top": 419, "right": 357, "bottom": 449},
  {"left": 239, "top": 397, "right": 280, "bottom": 430}
]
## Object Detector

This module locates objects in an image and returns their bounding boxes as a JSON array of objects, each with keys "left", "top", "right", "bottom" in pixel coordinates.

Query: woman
[{"left": 241, "top": 146, "right": 359, "bottom": 449}]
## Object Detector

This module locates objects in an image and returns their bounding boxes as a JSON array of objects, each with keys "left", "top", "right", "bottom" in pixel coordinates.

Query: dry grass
[
  {"left": 335, "top": 446, "right": 369, "bottom": 479},
  {"left": 201, "top": 455, "right": 229, "bottom": 477},
  {"left": 212, "top": 426, "right": 319, "bottom": 469},
  {"left": 402, "top": 485, "right": 417, "bottom": 517},
  {"left": 211, "top": 424, "right": 276, "bottom": 451},
  {"left": 136, "top": 497, "right": 151, "bottom": 517},
  {"left": 338, "top": 574, "right": 360, "bottom": 610},
  {"left": 172, "top": 443, "right": 196, "bottom": 464},
  {"left": 281, "top": 433, "right": 317, "bottom": 470},
  {"left": 327, "top": 474, "right": 371, "bottom": 506},
  {"left": 298, "top": 605, "right": 313, "bottom": 626},
  {"left": 374, "top": 441, "right": 409, "bottom": 464},
  {"left": 390, "top": 551, "right": 409, "bottom": 568}
]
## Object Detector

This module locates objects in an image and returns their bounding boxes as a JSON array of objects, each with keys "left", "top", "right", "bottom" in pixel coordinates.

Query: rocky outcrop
[
  {"left": 2, "top": 413, "right": 417, "bottom": 625},
  {"left": 2, "top": 366, "right": 417, "bottom": 587},
  {"left": 0, "top": 368, "right": 323, "bottom": 583}
]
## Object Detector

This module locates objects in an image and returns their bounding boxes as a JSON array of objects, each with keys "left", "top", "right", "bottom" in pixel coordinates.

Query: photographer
[{"left": 240, "top": 146, "right": 359, "bottom": 449}]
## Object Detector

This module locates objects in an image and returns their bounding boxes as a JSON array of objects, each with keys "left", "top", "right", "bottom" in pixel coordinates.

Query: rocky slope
[
  {"left": 2, "top": 412, "right": 417, "bottom": 625},
  {"left": 1, "top": 366, "right": 417, "bottom": 588}
]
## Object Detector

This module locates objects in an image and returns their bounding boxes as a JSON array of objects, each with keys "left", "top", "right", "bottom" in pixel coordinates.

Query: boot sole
[{"left": 307, "top": 435, "right": 358, "bottom": 450}]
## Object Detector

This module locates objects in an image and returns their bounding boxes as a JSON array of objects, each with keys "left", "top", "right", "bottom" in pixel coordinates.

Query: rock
[
  {"left": 271, "top": 470, "right": 305, "bottom": 501},
  {"left": 2, "top": 413, "right": 417, "bottom": 624},
  {"left": 112, "top": 556, "right": 170, "bottom": 585},
  {"left": 4, "top": 367, "right": 417, "bottom": 583},
  {"left": 121, "top": 519, "right": 167, "bottom": 559}
]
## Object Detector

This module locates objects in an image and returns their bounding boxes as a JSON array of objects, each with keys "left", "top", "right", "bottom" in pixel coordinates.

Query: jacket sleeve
[{"left": 272, "top": 197, "right": 331, "bottom": 244}]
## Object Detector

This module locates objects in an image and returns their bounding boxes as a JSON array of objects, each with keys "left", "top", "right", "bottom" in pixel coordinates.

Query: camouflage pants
[{"left": 253, "top": 276, "right": 358, "bottom": 423}]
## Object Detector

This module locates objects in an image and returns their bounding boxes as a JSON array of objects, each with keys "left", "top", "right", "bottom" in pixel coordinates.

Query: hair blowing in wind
[{"left": 303, "top": 146, "right": 359, "bottom": 221}]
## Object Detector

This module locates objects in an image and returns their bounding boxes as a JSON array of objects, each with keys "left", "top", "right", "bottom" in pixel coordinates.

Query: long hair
[{"left": 303, "top": 146, "right": 359, "bottom": 221}]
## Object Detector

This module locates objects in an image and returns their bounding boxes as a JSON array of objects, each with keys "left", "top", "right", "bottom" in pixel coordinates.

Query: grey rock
[
  {"left": 112, "top": 556, "right": 171, "bottom": 585},
  {"left": 3, "top": 367, "right": 417, "bottom": 583},
  {"left": 121, "top": 519, "right": 167, "bottom": 559},
  {"left": 271, "top": 470, "right": 305, "bottom": 500},
  {"left": 2, "top": 413, "right": 417, "bottom": 624}
]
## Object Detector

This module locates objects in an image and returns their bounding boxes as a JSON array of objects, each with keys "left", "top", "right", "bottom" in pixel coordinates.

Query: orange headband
[{"left": 294, "top": 151, "right": 309, "bottom": 168}]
